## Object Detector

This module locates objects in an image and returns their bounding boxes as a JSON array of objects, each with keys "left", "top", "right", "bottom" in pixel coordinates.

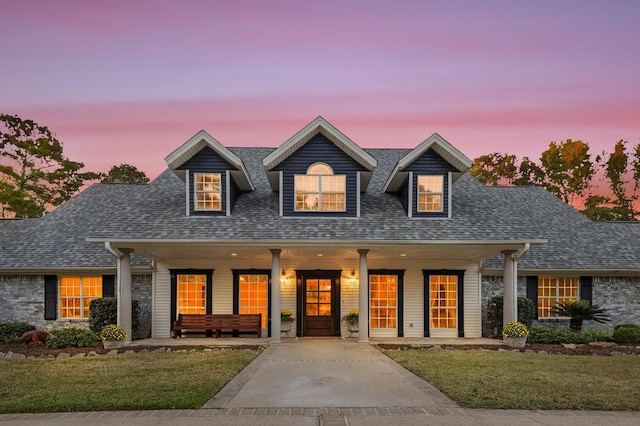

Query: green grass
[
  {"left": 384, "top": 349, "right": 640, "bottom": 410},
  {"left": 0, "top": 349, "right": 259, "bottom": 413}
]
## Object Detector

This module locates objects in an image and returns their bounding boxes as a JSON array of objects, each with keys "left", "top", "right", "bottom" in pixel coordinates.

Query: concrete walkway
[{"left": 2, "top": 338, "right": 640, "bottom": 425}]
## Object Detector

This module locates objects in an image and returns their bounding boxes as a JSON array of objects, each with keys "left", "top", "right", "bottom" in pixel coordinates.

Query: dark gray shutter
[
  {"left": 526, "top": 276, "right": 538, "bottom": 319},
  {"left": 102, "top": 275, "right": 115, "bottom": 298},
  {"left": 580, "top": 276, "right": 593, "bottom": 304},
  {"left": 44, "top": 275, "right": 58, "bottom": 320}
]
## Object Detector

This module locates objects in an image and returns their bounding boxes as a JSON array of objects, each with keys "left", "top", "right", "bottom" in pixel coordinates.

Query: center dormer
[{"left": 263, "top": 117, "right": 377, "bottom": 217}]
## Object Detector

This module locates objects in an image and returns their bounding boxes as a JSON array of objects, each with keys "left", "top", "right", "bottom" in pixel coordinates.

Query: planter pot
[
  {"left": 103, "top": 340, "right": 125, "bottom": 350},
  {"left": 504, "top": 337, "right": 527, "bottom": 348},
  {"left": 346, "top": 324, "right": 359, "bottom": 337},
  {"left": 281, "top": 322, "right": 293, "bottom": 333}
]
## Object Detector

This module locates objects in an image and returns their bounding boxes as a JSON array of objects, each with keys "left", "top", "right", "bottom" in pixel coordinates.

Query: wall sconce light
[
  {"left": 348, "top": 269, "right": 358, "bottom": 285},
  {"left": 280, "top": 269, "right": 288, "bottom": 287}
]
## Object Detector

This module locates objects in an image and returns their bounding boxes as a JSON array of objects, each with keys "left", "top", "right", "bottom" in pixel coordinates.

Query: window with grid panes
[
  {"left": 538, "top": 277, "right": 579, "bottom": 318},
  {"left": 429, "top": 275, "right": 457, "bottom": 329},
  {"left": 59, "top": 276, "right": 102, "bottom": 319},
  {"left": 239, "top": 274, "right": 268, "bottom": 328},
  {"left": 194, "top": 173, "right": 221, "bottom": 211},
  {"left": 177, "top": 274, "right": 206, "bottom": 315},
  {"left": 417, "top": 175, "right": 444, "bottom": 212},
  {"left": 294, "top": 163, "right": 346, "bottom": 212},
  {"left": 369, "top": 275, "right": 397, "bottom": 329}
]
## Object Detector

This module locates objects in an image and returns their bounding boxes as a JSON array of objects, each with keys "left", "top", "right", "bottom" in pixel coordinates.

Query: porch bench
[{"left": 172, "top": 313, "right": 262, "bottom": 338}]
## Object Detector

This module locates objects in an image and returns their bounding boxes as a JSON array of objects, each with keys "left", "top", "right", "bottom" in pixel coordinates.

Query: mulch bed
[
  {"left": 375, "top": 342, "right": 640, "bottom": 356},
  {"left": 0, "top": 342, "right": 261, "bottom": 357}
]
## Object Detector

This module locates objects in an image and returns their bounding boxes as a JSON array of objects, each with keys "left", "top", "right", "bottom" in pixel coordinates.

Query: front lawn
[
  {"left": 0, "top": 349, "right": 259, "bottom": 413},
  {"left": 384, "top": 348, "right": 640, "bottom": 410}
]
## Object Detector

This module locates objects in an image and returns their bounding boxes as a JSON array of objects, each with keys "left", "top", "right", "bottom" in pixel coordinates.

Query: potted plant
[
  {"left": 100, "top": 324, "right": 126, "bottom": 349},
  {"left": 502, "top": 321, "right": 529, "bottom": 348},
  {"left": 281, "top": 309, "right": 295, "bottom": 333},
  {"left": 342, "top": 309, "right": 359, "bottom": 336}
]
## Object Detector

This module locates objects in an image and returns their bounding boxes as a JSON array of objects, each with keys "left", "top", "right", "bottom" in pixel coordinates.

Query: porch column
[
  {"left": 118, "top": 248, "right": 134, "bottom": 343},
  {"left": 270, "top": 249, "right": 282, "bottom": 343},
  {"left": 502, "top": 250, "right": 517, "bottom": 327},
  {"left": 357, "top": 249, "right": 369, "bottom": 343}
]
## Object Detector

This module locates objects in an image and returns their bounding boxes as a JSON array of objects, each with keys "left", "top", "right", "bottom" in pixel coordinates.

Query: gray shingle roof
[{"left": 1, "top": 147, "right": 639, "bottom": 272}]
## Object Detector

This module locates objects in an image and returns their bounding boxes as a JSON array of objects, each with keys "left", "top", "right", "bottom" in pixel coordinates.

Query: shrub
[
  {"left": 555, "top": 299, "right": 610, "bottom": 331},
  {"left": 89, "top": 297, "right": 140, "bottom": 337},
  {"left": 47, "top": 328, "right": 97, "bottom": 349},
  {"left": 100, "top": 324, "right": 127, "bottom": 341},
  {"left": 487, "top": 296, "right": 535, "bottom": 337},
  {"left": 612, "top": 324, "right": 640, "bottom": 344},
  {"left": 528, "top": 326, "right": 612, "bottom": 344},
  {"left": 503, "top": 321, "right": 529, "bottom": 338},
  {"left": 0, "top": 322, "right": 35, "bottom": 343}
]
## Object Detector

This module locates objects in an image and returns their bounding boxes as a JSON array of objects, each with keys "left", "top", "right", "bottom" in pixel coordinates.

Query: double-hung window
[
  {"left": 537, "top": 277, "right": 579, "bottom": 318},
  {"left": 194, "top": 173, "right": 221, "bottom": 211},
  {"left": 59, "top": 276, "right": 102, "bottom": 319},
  {"left": 417, "top": 175, "right": 444, "bottom": 212},
  {"left": 295, "top": 163, "right": 346, "bottom": 211},
  {"left": 177, "top": 274, "right": 207, "bottom": 315}
]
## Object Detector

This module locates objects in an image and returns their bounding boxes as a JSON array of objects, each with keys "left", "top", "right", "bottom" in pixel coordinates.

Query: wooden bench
[{"left": 172, "top": 313, "right": 262, "bottom": 338}]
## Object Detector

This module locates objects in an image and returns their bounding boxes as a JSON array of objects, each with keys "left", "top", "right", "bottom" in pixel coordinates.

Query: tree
[
  {"left": 469, "top": 153, "right": 518, "bottom": 186},
  {"left": 0, "top": 114, "right": 100, "bottom": 217},
  {"left": 470, "top": 139, "right": 597, "bottom": 207},
  {"left": 598, "top": 140, "right": 640, "bottom": 220},
  {"left": 101, "top": 164, "right": 149, "bottom": 184}
]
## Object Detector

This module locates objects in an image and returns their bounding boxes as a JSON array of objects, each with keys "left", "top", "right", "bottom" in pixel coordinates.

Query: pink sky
[{"left": 1, "top": 0, "right": 639, "bottom": 179}]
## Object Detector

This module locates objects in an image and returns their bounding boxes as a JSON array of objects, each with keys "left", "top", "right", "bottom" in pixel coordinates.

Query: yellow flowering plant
[
  {"left": 341, "top": 309, "right": 359, "bottom": 326},
  {"left": 281, "top": 309, "right": 295, "bottom": 323},
  {"left": 502, "top": 321, "right": 530, "bottom": 338},
  {"left": 100, "top": 324, "right": 127, "bottom": 341}
]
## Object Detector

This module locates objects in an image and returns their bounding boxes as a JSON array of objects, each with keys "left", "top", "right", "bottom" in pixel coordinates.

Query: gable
[
  {"left": 384, "top": 133, "right": 471, "bottom": 193},
  {"left": 165, "top": 130, "right": 254, "bottom": 191},
  {"left": 263, "top": 116, "right": 377, "bottom": 191}
]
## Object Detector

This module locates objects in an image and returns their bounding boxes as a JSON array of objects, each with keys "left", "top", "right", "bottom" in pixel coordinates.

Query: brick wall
[
  {"left": 0, "top": 274, "right": 153, "bottom": 338},
  {"left": 482, "top": 275, "right": 640, "bottom": 336}
]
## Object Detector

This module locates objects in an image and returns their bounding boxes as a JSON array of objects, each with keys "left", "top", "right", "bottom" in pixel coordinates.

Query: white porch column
[
  {"left": 270, "top": 249, "right": 282, "bottom": 343},
  {"left": 357, "top": 249, "right": 369, "bottom": 343},
  {"left": 118, "top": 248, "right": 134, "bottom": 343},
  {"left": 502, "top": 250, "right": 517, "bottom": 327}
]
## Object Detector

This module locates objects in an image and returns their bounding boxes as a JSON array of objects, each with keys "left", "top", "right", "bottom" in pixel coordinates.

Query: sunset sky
[{"left": 1, "top": 0, "right": 639, "bottom": 179}]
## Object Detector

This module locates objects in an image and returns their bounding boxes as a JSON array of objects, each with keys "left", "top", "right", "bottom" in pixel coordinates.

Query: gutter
[
  {"left": 105, "top": 242, "right": 123, "bottom": 259},
  {"left": 511, "top": 243, "right": 530, "bottom": 261}
]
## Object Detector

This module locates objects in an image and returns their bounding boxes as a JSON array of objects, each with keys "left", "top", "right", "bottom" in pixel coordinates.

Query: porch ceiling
[{"left": 88, "top": 238, "right": 545, "bottom": 263}]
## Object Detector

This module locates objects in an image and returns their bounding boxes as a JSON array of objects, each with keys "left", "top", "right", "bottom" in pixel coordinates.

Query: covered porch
[{"left": 88, "top": 238, "right": 545, "bottom": 344}]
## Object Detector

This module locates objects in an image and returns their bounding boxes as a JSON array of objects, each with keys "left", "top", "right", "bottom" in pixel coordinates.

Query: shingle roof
[{"left": 1, "top": 147, "right": 639, "bottom": 272}]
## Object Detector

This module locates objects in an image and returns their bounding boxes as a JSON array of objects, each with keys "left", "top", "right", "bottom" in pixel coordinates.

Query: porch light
[
  {"left": 280, "top": 269, "right": 288, "bottom": 287},
  {"left": 348, "top": 269, "right": 358, "bottom": 286}
]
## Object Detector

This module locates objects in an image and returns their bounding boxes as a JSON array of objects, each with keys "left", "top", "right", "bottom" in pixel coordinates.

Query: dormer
[
  {"left": 165, "top": 130, "right": 254, "bottom": 216},
  {"left": 384, "top": 133, "right": 471, "bottom": 218},
  {"left": 262, "top": 117, "right": 377, "bottom": 217}
]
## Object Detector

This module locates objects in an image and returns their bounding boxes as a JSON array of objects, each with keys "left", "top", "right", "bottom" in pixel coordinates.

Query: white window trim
[
  {"left": 538, "top": 277, "right": 580, "bottom": 319},
  {"left": 193, "top": 172, "right": 222, "bottom": 212},
  {"left": 417, "top": 174, "right": 444, "bottom": 213},
  {"left": 294, "top": 163, "right": 346, "bottom": 213},
  {"left": 58, "top": 276, "right": 102, "bottom": 320}
]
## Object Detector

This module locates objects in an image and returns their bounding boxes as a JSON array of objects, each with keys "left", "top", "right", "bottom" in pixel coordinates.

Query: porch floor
[{"left": 127, "top": 336, "right": 504, "bottom": 348}]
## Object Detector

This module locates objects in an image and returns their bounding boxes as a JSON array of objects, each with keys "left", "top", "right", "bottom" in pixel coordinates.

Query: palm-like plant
[{"left": 555, "top": 299, "right": 610, "bottom": 331}]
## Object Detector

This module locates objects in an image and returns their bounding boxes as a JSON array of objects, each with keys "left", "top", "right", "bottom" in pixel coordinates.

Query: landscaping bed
[
  {"left": 0, "top": 342, "right": 262, "bottom": 358},
  {"left": 375, "top": 342, "right": 640, "bottom": 356}
]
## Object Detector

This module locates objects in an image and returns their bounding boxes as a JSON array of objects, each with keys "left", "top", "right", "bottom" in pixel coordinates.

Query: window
[
  {"left": 417, "top": 175, "right": 443, "bottom": 212},
  {"left": 370, "top": 275, "right": 397, "bottom": 329},
  {"left": 538, "top": 277, "right": 578, "bottom": 318},
  {"left": 59, "top": 276, "right": 102, "bottom": 319},
  {"left": 295, "top": 163, "right": 346, "bottom": 211},
  {"left": 194, "top": 173, "right": 221, "bottom": 211},
  {"left": 177, "top": 274, "right": 206, "bottom": 315},
  {"left": 239, "top": 274, "right": 268, "bottom": 328},
  {"left": 306, "top": 279, "right": 332, "bottom": 316},
  {"left": 429, "top": 275, "right": 457, "bottom": 329}
]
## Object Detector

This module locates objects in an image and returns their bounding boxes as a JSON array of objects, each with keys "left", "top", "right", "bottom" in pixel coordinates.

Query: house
[{"left": 1, "top": 116, "right": 639, "bottom": 342}]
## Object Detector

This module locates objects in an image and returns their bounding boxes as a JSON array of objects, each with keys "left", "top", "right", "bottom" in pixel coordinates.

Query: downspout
[{"left": 509, "top": 243, "right": 530, "bottom": 324}]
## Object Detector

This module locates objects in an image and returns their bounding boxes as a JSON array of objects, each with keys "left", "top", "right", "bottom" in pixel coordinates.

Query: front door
[{"left": 297, "top": 270, "right": 340, "bottom": 336}]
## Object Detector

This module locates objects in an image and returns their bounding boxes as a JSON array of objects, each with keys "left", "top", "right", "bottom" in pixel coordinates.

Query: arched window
[{"left": 294, "top": 163, "right": 346, "bottom": 211}]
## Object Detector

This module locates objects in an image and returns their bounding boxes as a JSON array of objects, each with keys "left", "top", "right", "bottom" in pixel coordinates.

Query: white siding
[
  {"left": 463, "top": 264, "right": 482, "bottom": 338},
  {"left": 152, "top": 265, "right": 171, "bottom": 338}
]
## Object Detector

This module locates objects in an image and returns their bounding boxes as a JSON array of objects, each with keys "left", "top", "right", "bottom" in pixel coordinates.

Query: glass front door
[{"left": 298, "top": 271, "right": 341, "bottom": 336}]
